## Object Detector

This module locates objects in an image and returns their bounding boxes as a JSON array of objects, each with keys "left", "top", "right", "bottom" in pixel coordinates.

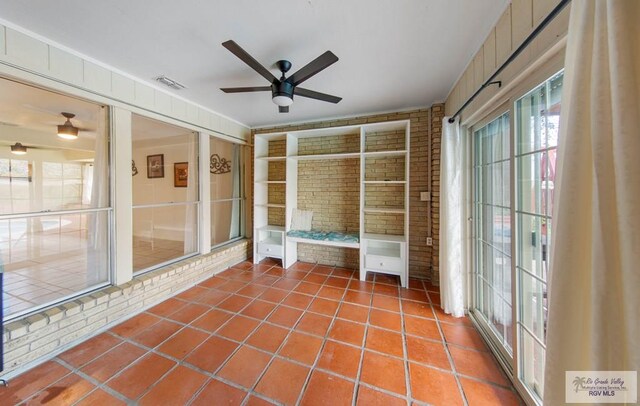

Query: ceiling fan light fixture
[
  {"left": 272, "top": 95, "right": 293, "bottom": 107},
  {"left": 57, "top": 112, "right": 79, "bottom": 140},
  {"left": 10, "top": 142, "right": 27, "bottom": 155}
]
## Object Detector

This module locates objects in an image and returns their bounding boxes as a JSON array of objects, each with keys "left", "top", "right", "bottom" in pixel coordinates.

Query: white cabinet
[
  {"left": 361, "top": 234, "right": 407, "bottom": 287},
  {"left": 255, "top": 226, "right": 284, "bottom": 262}
]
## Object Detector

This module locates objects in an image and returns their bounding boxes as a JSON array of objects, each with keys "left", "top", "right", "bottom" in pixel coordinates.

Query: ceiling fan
[
  {"left": 220, "top": 40, "right": 342, "bottom": 113},
  {"left": 57, "top": 112, "right": 81, "bottom": 139}
]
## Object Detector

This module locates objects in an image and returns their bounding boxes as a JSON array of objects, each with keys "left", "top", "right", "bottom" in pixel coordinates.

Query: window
[
  {"left": 131, "top": 115, "right": 199, "bottom": 273},
  {"left": 0, "top": 78, "right": 111, "bottom": 320},
  {"left": 210, "top": 137, "right": 244, "bottom": 247}
]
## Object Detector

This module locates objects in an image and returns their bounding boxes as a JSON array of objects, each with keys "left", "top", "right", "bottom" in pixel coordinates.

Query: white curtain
[
  {"left": 88, "top": 107, "right": 108, "bottom": 284},
  {"left": 439, "top": 117, "right": 466, "bottom": 317},
  {"left": 229, "top": 143, "right": 241, "bottom": 239},
  {"left": 544, "top": 1, "right": 640, "bottom": 404},
  {"left": 183, "top": 133, "right": 198, "bottom": 254}
]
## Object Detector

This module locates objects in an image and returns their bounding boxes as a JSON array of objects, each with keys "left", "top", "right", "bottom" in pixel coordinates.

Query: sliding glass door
[{"left": 471, "top": 71, "right": 563, "bottom": 405}]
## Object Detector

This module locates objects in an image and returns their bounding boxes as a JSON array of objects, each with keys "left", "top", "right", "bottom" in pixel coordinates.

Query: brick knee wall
[{"left": 1, "top": 239, "right": 251, "bottom": 378}]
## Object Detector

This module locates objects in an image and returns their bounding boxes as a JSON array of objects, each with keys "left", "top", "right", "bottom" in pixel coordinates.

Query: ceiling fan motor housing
[{"left": 272, "top": 80, "right": 294, "bottom": 100}]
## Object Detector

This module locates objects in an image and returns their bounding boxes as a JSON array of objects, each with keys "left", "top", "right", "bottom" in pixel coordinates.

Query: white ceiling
[{"left": 0, "top": 0, "right": 508, "bottom": 128}]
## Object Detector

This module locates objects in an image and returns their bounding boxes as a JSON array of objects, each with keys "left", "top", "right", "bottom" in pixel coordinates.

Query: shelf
[
  {"left": 362, "top": 120, "right": 409, "bottom": 134},
  {"left": 363, "top": 150, "right": 407, "bottom": 158},
  {"left": 259, "top": 236, "right": 283, "bottom": 246},
  {"left": 363, "top": 181, "right": 406, "bottom": 184},
  {"left": 289, "top": 152, "right": 360, "bottom": 161},
  {"left": 257, "top": 225, "right": 285, "bottom": 232},
  {"left": 256, "top": 156, "right": 286, "bottom": 161},
  {"left": 367, "top": 246, "right": 401, "bottom": 258},
  {"left": 256, "top": 204, "right": 285, "bottom": 209},
  {"left": 257, "top": 181, "right": 286, "bottom": 184},
  {"left": 362, "top": 233, "right": 407, "bottom": 243},
  {"left": 363, "top": 207, "right": 405, "bottom": 214}
]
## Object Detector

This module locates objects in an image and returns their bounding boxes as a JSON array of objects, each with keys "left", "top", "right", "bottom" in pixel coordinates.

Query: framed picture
[
  {"left": 147, "top": 154, "right": 164, "bottom": 178},
  {"left": 174, "top": 162, "right": 188, "bottom": 187}
]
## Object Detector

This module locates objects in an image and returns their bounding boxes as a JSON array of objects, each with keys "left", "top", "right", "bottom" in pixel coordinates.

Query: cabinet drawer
[
  {"left": 258, "top": 242, "right": 283, "bottom": 257},
  {"left": 364, "top": 254, "right": 404, "bottom": 273}
]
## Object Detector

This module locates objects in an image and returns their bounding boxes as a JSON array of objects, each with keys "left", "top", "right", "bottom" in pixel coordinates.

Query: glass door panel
[
  {"left": 514, "top": 71, "right": 563, "bottom": 402},
  {"left": 472, "top": 112, "right": 512, "bottom": 356}
]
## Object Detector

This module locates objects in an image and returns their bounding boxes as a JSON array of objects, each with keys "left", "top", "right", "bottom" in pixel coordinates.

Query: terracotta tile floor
[{"left": 1, "top": 259, "right": 523, "bottom": 405}]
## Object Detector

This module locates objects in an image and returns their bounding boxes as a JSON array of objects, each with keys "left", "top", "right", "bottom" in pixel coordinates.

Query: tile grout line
[
  {"left": 350, "top": 281, "right": 373, "bottom": 406},
  {"left": 399, "top": 284, "right": 413, "bottom": 405},
  {"left": 431, "top": 299, "right": 470, "bottom": 406}
]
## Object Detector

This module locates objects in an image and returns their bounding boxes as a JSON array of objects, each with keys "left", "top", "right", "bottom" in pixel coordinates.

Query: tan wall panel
[
  {"left": 534, "top": 0, "right": 560, "bottom": 26},
  {"left": 496, "top": 5, "right": 513, "bottom": 67},
  {"left": 465, "top": 65, "right": 475, "bottom": 103},
  {"left": 473, "top": 50, "right": 484, "bottom": 91},
  {"left": 511, "top": 0, "right": 533, "bottom": 48},
  {"left": 483, "top": 29, "right": 497, "bottom": 78}
]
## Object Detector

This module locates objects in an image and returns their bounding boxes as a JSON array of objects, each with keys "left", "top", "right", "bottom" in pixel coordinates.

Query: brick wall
[
  {"left": 430, "top": 104, "right": 444, "bottom": 283},
  {"left": 2, "top": 240, "right": 251, "bottom": 377},
  {"left": 252, "top": 105, "right": 444, "bottom": 281}
]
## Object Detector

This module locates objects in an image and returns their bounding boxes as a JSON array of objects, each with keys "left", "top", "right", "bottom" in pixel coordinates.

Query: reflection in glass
[
  {"left": 131, "top": 114, "right": 199, "bottom": 273},
  {"left": 132, "top": 204, "right": 198, "bottom": 272},
  {"left": 1, "top": 212, "right": 109, "bottom": 317}
]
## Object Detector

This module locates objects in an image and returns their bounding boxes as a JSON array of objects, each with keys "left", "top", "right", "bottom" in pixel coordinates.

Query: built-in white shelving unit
[{"left": 254, "top": 120, "right": 410, "bottom": 287}]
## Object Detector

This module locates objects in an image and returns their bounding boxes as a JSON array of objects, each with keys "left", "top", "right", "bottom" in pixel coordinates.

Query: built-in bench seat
[{"left": 287, "top": 230, "right": 360, "bottom": 248}]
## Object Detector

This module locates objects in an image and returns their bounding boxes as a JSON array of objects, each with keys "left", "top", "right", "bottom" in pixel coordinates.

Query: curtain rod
[{"left": 448, "top": 0, "right": 571, "bottom": 123}]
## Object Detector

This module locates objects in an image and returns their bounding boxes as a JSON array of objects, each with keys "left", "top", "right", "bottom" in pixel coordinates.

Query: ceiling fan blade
[
  {"left": 220, "top": 86, "right": 272, "bottom": 93},
  {"left": 286, "top": 51, "right": 338, "bottom": 86},
  {"left": 222, "top": 40, "right": 278, "bottom": 83},
  {"left": 279, "top": 106, "right": 289, "bottom": 113},
  {"left": 294, "top": 87, "right": 342, "bottom": 104}
]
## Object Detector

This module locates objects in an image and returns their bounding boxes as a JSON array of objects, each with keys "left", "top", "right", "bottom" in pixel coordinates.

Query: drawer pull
[
  {"left": 266, "top": 248, "right": 270, "bottom": 252},
  {"left": 380, "top": 262, "right": 384, "bottom": 266}
]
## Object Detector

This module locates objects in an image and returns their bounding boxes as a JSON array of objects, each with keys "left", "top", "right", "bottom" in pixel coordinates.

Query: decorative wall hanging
[
  {"left": 174, "top": 162, "right": 188, "bottom": 187},
  {"left": 210, "top": 154, "right": 231, "bottom": 174},
  {"left": 147, "top": 154, "right": 164, "bottom": 178},
  {"left": 132, "top": 160, "right": 139, "bottom": 176}
]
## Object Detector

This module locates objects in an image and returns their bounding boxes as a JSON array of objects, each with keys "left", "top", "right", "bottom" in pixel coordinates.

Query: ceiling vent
[{"left": 153, "top": 75, "right": 186, "bottom": 90}]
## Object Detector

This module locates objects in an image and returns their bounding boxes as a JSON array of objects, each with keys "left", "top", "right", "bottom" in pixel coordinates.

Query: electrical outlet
[{"left": 426, "top": 237, "right": 433, "bottom": 246}]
